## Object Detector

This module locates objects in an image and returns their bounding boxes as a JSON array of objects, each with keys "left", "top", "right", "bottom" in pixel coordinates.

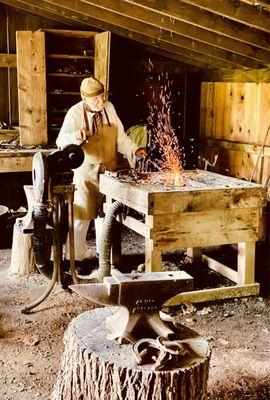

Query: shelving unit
[{"left": 16, "top": 29, "right": 111, "bottom": 146}]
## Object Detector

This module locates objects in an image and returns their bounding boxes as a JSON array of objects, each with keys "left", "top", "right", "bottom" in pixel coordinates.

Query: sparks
[{"left": 147, "top": 62, "right": 184, "bottom": 186}]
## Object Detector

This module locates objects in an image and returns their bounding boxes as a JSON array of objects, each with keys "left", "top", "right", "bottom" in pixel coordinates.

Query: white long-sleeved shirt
[{"left": 56, "top": 100, "right": 138, "bottom": 166}]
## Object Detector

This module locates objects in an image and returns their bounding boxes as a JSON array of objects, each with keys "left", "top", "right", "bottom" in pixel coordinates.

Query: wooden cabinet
[{"left": 16, "top": 29, "right": 111, "bottom": 146}]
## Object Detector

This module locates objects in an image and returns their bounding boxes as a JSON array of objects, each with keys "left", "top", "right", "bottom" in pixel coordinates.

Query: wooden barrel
[{"left": 52, "top": 308, "right": 211, "bottom": 400}]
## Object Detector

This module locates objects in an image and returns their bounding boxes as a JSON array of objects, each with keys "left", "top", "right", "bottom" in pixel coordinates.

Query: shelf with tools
[
  {"left": 47, "top": 73, "right": 90, "bottom": 78},
  {"left": 45, "top": 31, "right": 96, "bottom": 144},
  {"left": 47, "top": 54, "right": 94, "bottom": 60},
  {"left": 16, "top": 29, "right": 111, "bottom": 147}
]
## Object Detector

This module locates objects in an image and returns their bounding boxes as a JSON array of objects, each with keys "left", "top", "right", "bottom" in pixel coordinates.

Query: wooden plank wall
[
  {"left": 200, "top": 82, "right": 270, "bottom": 185},
  {"left": 16, "top": 31, "right": 47, "bottom": 145},
  {"left": 0, "top": 4, "right": 73, "bottom": 126}
]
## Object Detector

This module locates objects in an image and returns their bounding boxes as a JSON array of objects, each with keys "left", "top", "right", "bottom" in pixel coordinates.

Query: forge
[{"left": 100, "top": 169, "right": 267, "bottom": 302}]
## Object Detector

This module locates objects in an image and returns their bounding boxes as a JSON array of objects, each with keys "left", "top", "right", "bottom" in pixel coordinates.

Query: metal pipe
[
  {"left": 6, "top": 10, "right": 12, "bottom": 126},
  {"left": 97, "top": 201, "right": 124, "bottom": 282},
  {"left": 68, "top": 191, "right": 78, "bottom": 284}
]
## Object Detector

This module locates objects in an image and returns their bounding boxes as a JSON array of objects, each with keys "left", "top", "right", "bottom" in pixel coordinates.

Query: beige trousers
[{"left": 66, "top": 217, "right": 104, "bottom": 260}]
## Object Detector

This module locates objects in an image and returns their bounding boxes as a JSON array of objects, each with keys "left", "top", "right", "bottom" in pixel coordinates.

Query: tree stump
[
  {"left": 10, "top": 185, "right": 36, "bottom": 275},
  {"left": 52, "top": 308, "right": 211, "bottom": 400}
]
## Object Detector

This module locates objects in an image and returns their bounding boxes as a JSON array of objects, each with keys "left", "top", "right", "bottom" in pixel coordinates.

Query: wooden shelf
[
  {"left": 47, "top": 54, "right": 93, "bottom": 60},
  {"left": 16, "top": 29, "right": 110, "bottom": 146},
  {"left": 49, "top": 109, "right": 69, "bottom": 113},
  {"left": 42, "top": 29, "right": 97, "bottom": 38},
  {"left": 47, "top": 73, "right": 89, "bottom": 78},
  {"left": 48, "top": 91, "right": 80, "bottom": 95}
]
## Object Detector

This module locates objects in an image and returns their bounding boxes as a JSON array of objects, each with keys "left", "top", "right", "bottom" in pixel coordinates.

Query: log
[
  {"left": 10, "top": 185, "right": 36, "bottom": 275},
  {"left": 52, "top": 307, "right": 211, "bottom": 400}
]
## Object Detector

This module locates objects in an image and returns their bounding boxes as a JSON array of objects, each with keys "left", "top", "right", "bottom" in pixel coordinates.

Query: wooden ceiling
[{"left": 1, "top": 0, "right": 270, "bottom": 70}]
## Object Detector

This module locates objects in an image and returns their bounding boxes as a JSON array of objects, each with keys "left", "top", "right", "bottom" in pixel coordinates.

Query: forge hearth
[{"left": 100, "top": 170, "right": 266, "bottom": 302}]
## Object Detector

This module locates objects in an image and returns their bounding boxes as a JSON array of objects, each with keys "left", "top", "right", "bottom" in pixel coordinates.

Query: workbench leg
[
  {"left": 186, "top": 247, "right": 202, "bottom": 262},
  {"left": 237, "top": 242, "right": 255, "bottom": 285},
  {"left": 145, "top": 239, "right": 162, "bottom": 272}
]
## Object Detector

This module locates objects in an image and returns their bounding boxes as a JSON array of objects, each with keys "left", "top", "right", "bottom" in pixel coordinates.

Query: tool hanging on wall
[
  {"left": 249, "top": 123, "right": 270, "bottom": 183},
  {"left": 21, "top": 144, "right": 84, "bottom": 314}
]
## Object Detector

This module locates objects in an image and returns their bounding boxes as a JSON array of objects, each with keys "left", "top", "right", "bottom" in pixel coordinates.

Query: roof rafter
[
  {"left": 82, "top": 0, "right": 270, "bottom": 66},
  {"left": 125, "top": 0, "right": 270, "bottom": 50},
  {"left": 181, "top": 0, "right": 270, "bottom": 32},
  {"left": 1, "top": 0, "right": 269, "bottom": 70},
  {"left": 0, "top": 0, "right": 213, "bottom": 69},
  {"left": 0, "top": 0, "right": 88, "bottom": 28},
  {"left": 10, "top": 0, "right": 253, "bottom": 69},
  {"left": 45, "top": 0, "right": 266, "bottom": 67}
]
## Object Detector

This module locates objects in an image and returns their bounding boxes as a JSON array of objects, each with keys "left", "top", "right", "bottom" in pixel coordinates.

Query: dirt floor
[{"left": 0, "top": 226, "right": 270, "bottom": 400}]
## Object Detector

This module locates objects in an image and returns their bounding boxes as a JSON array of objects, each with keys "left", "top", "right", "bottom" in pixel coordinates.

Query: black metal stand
[{"left": 21, "top": 184, "right": 78, "bottom": 314}]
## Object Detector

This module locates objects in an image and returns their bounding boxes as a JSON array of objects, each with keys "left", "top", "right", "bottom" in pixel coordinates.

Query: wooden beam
[
  {"left": 9, "top": 0, "right": 270, "bottom": 65},
  {"left": 243, "top": 0, "right": 270, "bottom": 8},
  {"left": 92, "top": 0, "right": 270, "bottom": 65},
  {"left": 42, "top": 0, "right": 263, "bottom": 68},
  {"left": 181, "top": 0, "right": 270, "bottom": 32},
  {"left": 0, "top": 0, "right": 89, "bottom": 28},
  {"left": 41, "top": 29, "right": 98, "bottom": 37},
  {"left": 0, "top": 149, "right": 52, "bottom": 173},
  {"left": 0, "top": 54, "right": 17, "bottom": 68},
  {"left": 13, "top": 0, "right": 238, "bottom": 68},
  {"left": 126, "top": 0, "right": 270, "bottom": 50},
  {"left": 202, "top": 68, "right": 270, "bottom": 82},
  {"left": 79, "top": 0, "right": 265, "bottom": 68},
  {"left": 203, "top": 138, "right": 270, "bottom": 156},
  {"left": 164, "top": 283, "right": 260, "bottom": 305},
  {"left": 16, "top": 31, "right": 47, "bottom": 145},
  {"left": 8, "top": 0, "right": 270, "bottom": 67},
  {"left": 202, "top": 254, "right": 238, "bottom": 283}
]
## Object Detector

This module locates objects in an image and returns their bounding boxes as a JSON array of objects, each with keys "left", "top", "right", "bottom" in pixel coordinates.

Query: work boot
[{"left": 75, "top": 259, "right": 97, "bottom": 275}]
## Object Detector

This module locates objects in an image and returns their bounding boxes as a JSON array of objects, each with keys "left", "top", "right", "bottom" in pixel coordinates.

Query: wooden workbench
[
  {"left": 100, "top": 170, "right": 267, "bottom": 303},
  {"left": 0, "top": 148, "right": 54, "bottom": 173}
]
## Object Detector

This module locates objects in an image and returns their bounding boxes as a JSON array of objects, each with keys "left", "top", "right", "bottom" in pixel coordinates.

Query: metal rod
[
  {"left": 6, "top": 10, "right": 12, "bottom": 126},
  {"left": 55, "top": 197, "right": 63, "bottom": 286},
  {"left": 68, "top": 190, "right": 78, "bottom": 284},
  {"left": 249, "top": 124, "right": 270, "bottom": 183}
]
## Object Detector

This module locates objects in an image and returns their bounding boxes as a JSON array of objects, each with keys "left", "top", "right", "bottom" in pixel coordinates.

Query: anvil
[{"left": 70, "top": 269, "right": 193, "bottom": 343}]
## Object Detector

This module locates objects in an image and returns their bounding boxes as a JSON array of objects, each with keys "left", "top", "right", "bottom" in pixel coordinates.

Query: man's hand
[
  {"left": 74, "top": 129, "right": 89, "bottom": 142},
  {"left": 135, "top": 148, "right": 148, "bottom": 158}
]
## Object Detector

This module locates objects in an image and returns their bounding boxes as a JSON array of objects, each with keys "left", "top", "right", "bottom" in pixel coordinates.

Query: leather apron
[{"left": 73, "top": 108, "right": 117, "bottom": 220}]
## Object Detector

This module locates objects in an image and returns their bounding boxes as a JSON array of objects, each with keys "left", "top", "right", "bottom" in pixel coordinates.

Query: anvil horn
[{"left": 69, "top": 284, "right": 115, "bottom": 306}]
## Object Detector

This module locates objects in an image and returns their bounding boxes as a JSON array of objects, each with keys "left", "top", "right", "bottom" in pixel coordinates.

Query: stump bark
[
  {"left": 10, "top": 185, "right": 36, "bottom": 275},
  {"left": 52, "top": 308, "right": 211, "bottom": 400}
]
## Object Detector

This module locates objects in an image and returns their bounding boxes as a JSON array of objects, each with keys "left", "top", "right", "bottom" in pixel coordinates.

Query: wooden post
[
  {"left": 10, "top": 185, "right": 36, "bottom": 276},
  {"left": 237, "top": 241, "right": 256, "bottom": 285},
  {"left": 16, "top": 31, "right": 47, "bottom": 146},
  {"left": 186, "top": 247, "right": 202, "bottom": 262},
  {"left": 145, "top": 238, "right": 162, "bottom": 272}
]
